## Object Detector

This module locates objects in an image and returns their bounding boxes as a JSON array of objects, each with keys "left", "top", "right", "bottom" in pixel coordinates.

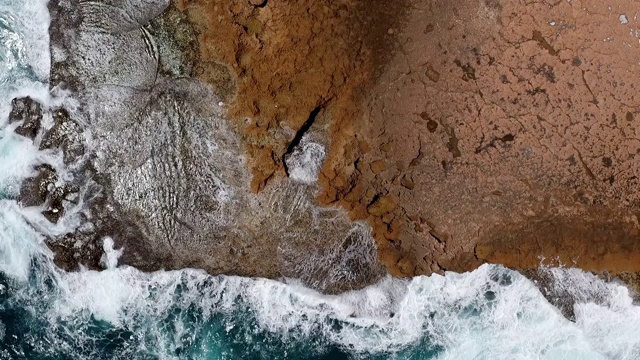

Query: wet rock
[
  {"left": 273, "top": 182, "right": 385, "bottom": 293},
  {"left": 8, "top": 97, "right": 43, "bottom": 139},
  {"left": 521, "top": 269, "right": 579, "bottom": 321},
  {"left": 44, "top": 0, "right": 385, "bottom": 294},
  {"left": 521, "top": 267, "right": 639, "bottom": 322},
  {"left": 18, "top": 164, "right": 79, "bottom": 223},
  {"left": 42, "top": 183, "right": 79, "bottom": 223},
  {"left": 40, "top": 108, "right": 85, "bottom": 164},
  {"left": 19, "top": 164, "right": 57, "bottom": 207},
  {"left": 49, "top": 233, "right": 102, "bottom": 271}
]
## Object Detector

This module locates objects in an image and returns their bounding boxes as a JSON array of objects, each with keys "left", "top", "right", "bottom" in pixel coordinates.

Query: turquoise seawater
[{"left": 1, "top": 0, "right": 640, "bottom": 359}]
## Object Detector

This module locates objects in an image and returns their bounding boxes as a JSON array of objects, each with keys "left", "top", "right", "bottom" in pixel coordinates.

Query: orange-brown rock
[
  {"left": 177, "top": 0, "right": 640, "bottom": 280},
  {"left": 367, "top": 196, "right": 398, "bottom": 217},
  {"left": 328, "top": 0, "right": 640, "bottom": 277},
  {"left": 175, "top": 0, "right": 407, "bottom": 192}
]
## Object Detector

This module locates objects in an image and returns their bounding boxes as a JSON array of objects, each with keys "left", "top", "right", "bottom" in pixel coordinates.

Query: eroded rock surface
[
  {"left": 330, "top": 0, "right": 640, "bottom": 276},
  {"left": 37, "top": 0, "right": 384, "bottom": 293},
  {"left": 177, "top": 0, "right": 640, "bottom": 280},
  {"left": 35, "top": 0, "right": 640, "bottom": 294},
  {"left": 175, "top": 0, "right": 408, "bottom": 192}
]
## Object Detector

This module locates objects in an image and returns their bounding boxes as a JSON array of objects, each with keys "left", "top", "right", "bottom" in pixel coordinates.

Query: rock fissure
[{"left": 283, "top": 104, "right": 325, "bottom": 177}]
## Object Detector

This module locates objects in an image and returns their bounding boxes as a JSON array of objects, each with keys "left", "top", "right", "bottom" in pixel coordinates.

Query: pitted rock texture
[
  {"left": 181, "top": 0, "right": 640, "bottom": 279},
  {"left": 8, "top": 97, "right": 43, "bottom": 139},
  {"left": 319, "top": 0, "right": 640, "bottom": 276},
  {"left": 175, "top": 0, "right": 408, "bottom": 192},
  {"left": 40, "top": 108, "right": 85, "bottom": 164},
  {"left": 41, "top": 0, "right": 384, "bottom": 293}
]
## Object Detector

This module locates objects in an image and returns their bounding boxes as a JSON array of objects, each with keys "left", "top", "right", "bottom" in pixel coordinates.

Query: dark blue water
[{"left": 0, "top": 256, "right": 442, "bottom": 360}]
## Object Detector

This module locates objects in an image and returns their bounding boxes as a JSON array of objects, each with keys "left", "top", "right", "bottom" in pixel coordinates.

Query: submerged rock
[
  {"left": 8, "top": 97, "right": 42, "bottom": 139},
  {"left": 19, "top": 164, "right": 56, "bottom": 207},
  {"left": 19, "top": 163, "right": 79, "bottom": 223},
  {"left": 522, "top": 267, "right": 640, "bottom": 322}
]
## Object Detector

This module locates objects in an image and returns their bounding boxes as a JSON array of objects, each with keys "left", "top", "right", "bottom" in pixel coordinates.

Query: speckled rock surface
[
  {"left": 37, "top": 0, "right": 384, "bottom": 293},
  {"left": 319, "top": 0, "right": 640, "bottom": 276},
  {"left": 180, "top": 0, "right": 640, "bottom": 279}
]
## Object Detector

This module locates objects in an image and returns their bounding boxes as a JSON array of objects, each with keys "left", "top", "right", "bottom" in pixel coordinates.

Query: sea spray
[
  {"left": 100, "top": 237, "right": 122, "bottom": 270},
  {"left": 0, "top": 202, "right": 49, "bottom": 281},
  {"left": 3, "top": 227, "right": 635, "bottom": 359}
]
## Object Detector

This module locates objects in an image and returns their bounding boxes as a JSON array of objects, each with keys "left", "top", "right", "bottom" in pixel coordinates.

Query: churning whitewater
[{"left": 1, "top": 0, "right": 640, "bottom": 359}]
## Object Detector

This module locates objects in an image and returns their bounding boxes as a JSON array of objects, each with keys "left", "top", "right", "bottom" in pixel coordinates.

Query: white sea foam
[
  {"left": 0, "top": 126, "right": 41, "bottom": 193},
  {"left": 0, "top": 201, "right": 627, "bottom": 358},
  {"left": 0, "top": 0, "right": 54, "bottom": 197},
  {"left": 545, "top": 267, "right": 640, "bottom": 358},
  {"left": 100, "top": 237, "right": 123, "bottom": 270},
  {"left": 0, "top": 106, "right": 86, "bottom": 239},
  {"left": 286, "top": 137, "right": 326, "bottom": 184},
  {"left": 0, "top": 201, "right": 51, "bottom": 281},
  {"left": 0, "top": 0, "right": 50, "bottom": 99},
  {"left": 26, "top": 247, "right": 639, "bottom": 359}
]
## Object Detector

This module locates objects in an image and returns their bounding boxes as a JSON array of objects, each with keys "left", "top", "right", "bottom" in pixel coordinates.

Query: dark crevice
[
  {"left": 453, "top": 59, "right": 477, "bottom": 82},
  {"left": 575, "top": 150, "right": 596, "bottom": 180},
  {"left": 429, "top": 230, "right": 444, "bottom": 244},
  {"left": 252, "top": 0, "right": 268, "bottom": 8},
  {"left": 282, "top": 105, "right": 323, "bottom": 176},
  {"left": 445, "top": 127, "right": 462, "bottom": 158},
  {"left": 581, "top": 69, "right": 598, "bottom": 105},
  {"left": 532, "top": 30, "right": 559, "bottom": 56},
  {"left": 475, "top": 133, "right": 516, "bottom": 154},
  {"left": 409, "top": 140, "right": 424, "bottom": 167},
  {"left": 366, "top": 193, "right": 383, "bottom": 209}
]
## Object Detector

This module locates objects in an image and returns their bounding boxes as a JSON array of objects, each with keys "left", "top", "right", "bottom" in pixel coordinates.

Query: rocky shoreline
[
  {"left": 9, "top": 0, "right": 640, "bottom": 300},
  {"left": 10, "top": 0, "right": 385, "bottom": 294}
]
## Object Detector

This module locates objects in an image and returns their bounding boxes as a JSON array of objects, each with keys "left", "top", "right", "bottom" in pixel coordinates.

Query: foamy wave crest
[
  {"left": 540, "top": 267, "right": 640, "bottom": 358},
  {"left": 0, "top": 0, "right": 50, "bottom": 101},
  {"left": 1, "top": 216, "right": 638, "bottom": 359}
]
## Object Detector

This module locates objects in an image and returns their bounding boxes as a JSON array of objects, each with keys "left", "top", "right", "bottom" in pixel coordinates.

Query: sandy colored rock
[
  {"left": 370, "top": 160, "right": 386, "bottom": 174},
  {"left": 175, "top": 0, "right": 407, "bottom": 192},
  {"left": 322, "top": 0, "right": 640, "bottom": 276},
  {"left": 179, "top": 0, "right": 640, "bottom": 281},
  {"left": 397, "top": 257, "right": 416, "bottom": 275},
  {"left": 367, "top": 196, "right": 397, "bottom": 216}
]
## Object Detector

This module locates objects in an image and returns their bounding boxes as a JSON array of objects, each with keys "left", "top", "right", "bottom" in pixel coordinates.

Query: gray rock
[
  {"left": 78, "top": 0, "right": 169, "bottom": 34},
  {"left": 19, "top": 164, "right": 57, "bottom": 207},
  {"left": 18, "top": 163, "right": 79, "bottom": 223},
  {"left": 40, "top": 108, "right": 85, "bottom": 164},
  {"left": 9, "top": 97, "right": 43, "bottom": 139},
  {"left": 41, "top": 0, "right": 385, "bottom": 293}
]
